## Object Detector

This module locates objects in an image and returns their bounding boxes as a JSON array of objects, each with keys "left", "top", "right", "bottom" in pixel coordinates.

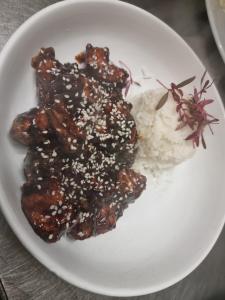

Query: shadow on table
[
  {"left": 205, "top": 293, "right": 225, "bottom": 300},
  {"left": 217, "top": 73, "right": 225, "bottom": 99}
]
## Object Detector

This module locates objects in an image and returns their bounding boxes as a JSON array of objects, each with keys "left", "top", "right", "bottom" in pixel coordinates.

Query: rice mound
[{"left": 130, "top": 88, "right": 195, "bottom": 174}]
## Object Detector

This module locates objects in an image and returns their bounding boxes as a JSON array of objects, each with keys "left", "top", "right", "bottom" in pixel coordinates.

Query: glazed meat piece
[
  {"left": 22, "top": 179, "right": 76, "bottom": 243},
  {"left": 104, "top": 101, "right": 137, "bottom": 154},
  {"left": 31, "top": 47, "right": 56, "bottom": 70},
  {"left": 24, "top": 145, "right": 63, "bottom": 182},
  {"left": 32, "top": 47, "right": 62, "bottom": 104},
  {"left": 67, "top": 191, "right": 119, "bottom": 240},
  {"left": 32, "top": 47, "right": 81, "bottom": 105},
  {"left": 10, "top": 107, "right": 49, "bottom": 145},
  {"left": 117, "top": 168, "right": 147, "bottom": 202},
  {"left": 47, "top": 101, "right": 86, "bottom": 154},
  {"left": 68, "top": 168, "right": 146, "bottom": 240},
  {"left": 80, "top": 75, "right": 107, "bottom": 104},
  {"left": 95, "top": 204, "right": 117, "bottom": 234},
  {"left": 68, "top": 213, "right": 94, "bottom": 240},
  {"left": 68, "top": 202, "right": 117, "bottom": 240},
  {"left": 10, "top": 111, "right": 34, "bottom": 145},
  {"left": 11, "top": 44, "right": 147, "bottom": 243},
  {"left": 77, "top": 44, "right": 129, "bottom": 87}
]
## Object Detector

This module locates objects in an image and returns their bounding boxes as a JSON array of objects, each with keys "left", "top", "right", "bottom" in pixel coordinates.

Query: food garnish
[
  {"left": 156, "top": 73, "right": 219, "bottom": 148},
  {"left": 119, "top": 60, "right": 141, "bottom": 96}
]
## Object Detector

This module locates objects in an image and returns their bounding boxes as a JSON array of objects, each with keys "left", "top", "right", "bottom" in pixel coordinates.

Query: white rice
[{"left": 129, "top": 88, "right": 195, "bottom": 174}]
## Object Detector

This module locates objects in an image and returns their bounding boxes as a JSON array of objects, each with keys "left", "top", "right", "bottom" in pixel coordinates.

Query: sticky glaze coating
[{"left": 10, "top": 45, "right": 146, "bottom": 243}]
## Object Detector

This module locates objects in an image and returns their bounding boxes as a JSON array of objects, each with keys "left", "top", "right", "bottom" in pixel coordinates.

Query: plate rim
[
  {"left": 205, "top": 0, "right": 225, "bottom": 63},
  {"left": 0, "top": 0, "right": 225, "bottom": 296}
]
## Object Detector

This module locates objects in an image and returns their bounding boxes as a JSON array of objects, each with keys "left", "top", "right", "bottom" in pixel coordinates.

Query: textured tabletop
[{"left": 0, "top": 1, "right": 225, "bottom": 299}]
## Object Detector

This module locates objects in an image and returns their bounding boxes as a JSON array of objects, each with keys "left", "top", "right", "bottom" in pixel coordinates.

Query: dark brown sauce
[{"left": 10, "top": 44, "right": 146, "bottom": 243}]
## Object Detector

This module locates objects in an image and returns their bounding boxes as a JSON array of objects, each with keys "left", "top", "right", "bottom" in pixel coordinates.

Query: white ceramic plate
[
  {"left": 206, "top": 0, "right": 225, "bottom": 63},
  {"left": 0, "top": 0, "right": 225, "bottom": 297}
]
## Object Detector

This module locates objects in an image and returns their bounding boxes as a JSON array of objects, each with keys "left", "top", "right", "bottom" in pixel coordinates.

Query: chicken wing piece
[
  {"left": 47, "top": 101, "right": 86, "bottom": 154},
  {"left": 66, "top": 194, "right": 94, "bottom": 240},
  {"left": 67, "top": 200, "right": 117, "bottom": 240},
  {"left": 95, "top": 203, "right": 117, "bottom": 235},
  {"left": 24, "top": 145, "right": 63, "bottom": 182},
  {"left": 77, "top": 44, "right": 129, "bottom": 87},
  {"left": 32, "top": 47, "right": 55, "bottom": 67},
  {"left": 67, "top": 215, "right": 94, "bottom": 240},
  {"left": 117, "top": 168, "right": 146, "bottom": 202},
  {"left": 80, "top": 75, "right": 106, "bottom": 104},
  {"left": 103, "top": 101, "right": 138, "bottom": 157},
  {"left": 10, "top": 107, "right": 50, "bottom": 146},
  {"left": 22, "top": 178, "right": 76, "bottom": 243},
  {"left": 68, "top": 197, "right": 123, "bottom": 240},
  {"left": 32, "top": 48, "right": 61, "bottom": 104},
  {"left": 63, "top": 171, "right": 146, "bottom": 242},
  {"left": 80, "top": 169, "right": 146, "bottom": 240},
  {"left": 93, "top": 169, "right": 147, "bottom": 235},
  {"left": 32, "top": 48, "right": 83, "bottom": 105}
]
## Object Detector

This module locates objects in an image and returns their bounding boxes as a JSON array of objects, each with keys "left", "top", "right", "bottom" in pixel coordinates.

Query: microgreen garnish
[
  {"left": 176, "top": 76, "right": 196, "bottom": 89},
  {"left": 156, "top": 73, "right": 219, "bottom": 148},
  {"left": 119, "top": 60, "right": 141, "bottom": 96},
  {"left": 155, "top": 92, "right": 169, "bottom": 110}
]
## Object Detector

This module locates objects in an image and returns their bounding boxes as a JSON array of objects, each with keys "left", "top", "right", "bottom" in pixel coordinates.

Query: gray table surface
[{"left": 0, "top": 0, "right": 225, "bottom": 299}]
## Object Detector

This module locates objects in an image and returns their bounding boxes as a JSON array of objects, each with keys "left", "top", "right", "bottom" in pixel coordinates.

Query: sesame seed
[
  {"left": 78, "top": 232, "right": 84, "bottom": 237},
  {"left": 44, "top": 140, "right": 50, "bottom": 145},
  {"left": 52, "top": 150, "right": 57, "bottom": 157},
  {"left": 41, "top": 153, "right": 49, "bottom": 159}
]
